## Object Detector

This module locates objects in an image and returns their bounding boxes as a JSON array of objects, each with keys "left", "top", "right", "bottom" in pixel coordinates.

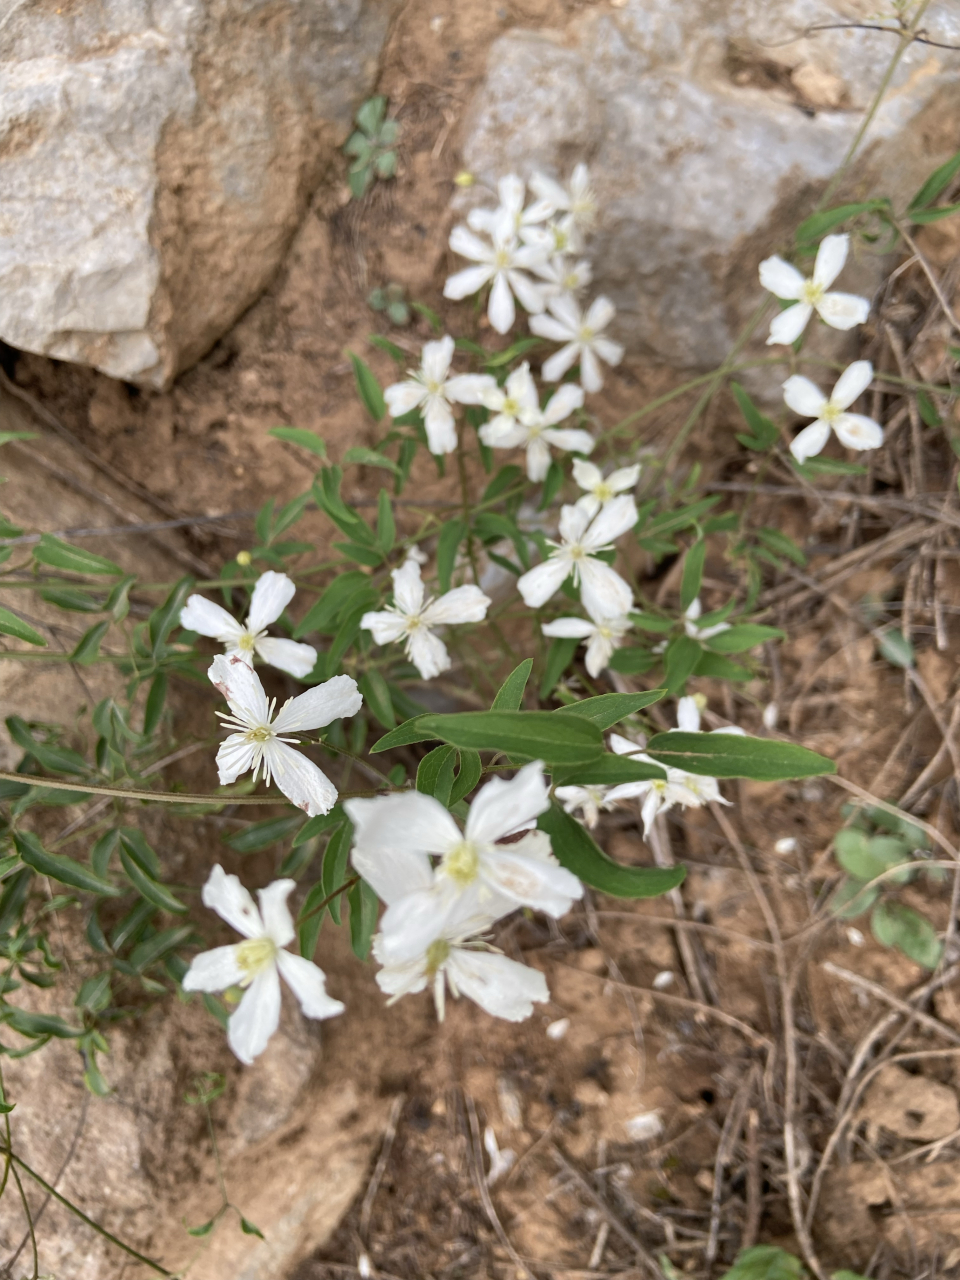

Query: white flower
[
  {"left": 183, "top": 865, "right": 343, "bottom": 1064},
  {"left": 542, "top": 610, "right": 632, "bottom": 678},
  {"left": 361, "top": 554, "right": 490, "bottom": 681},
  {"left": 529, "top": 255, "right": 593, "bottom": 302},
  {"left": 466, "top": 174, "right": 553, "bottom": 236},
  {"left": 782, "top": 360, "right": 882, "bottom": 463},
  {"left": 384, "top": 335, "right": 495, "bottom": 456},
  {"left": 573, "top": 458, "right": 641, "bottom": 520},
  {"left": 520, "top": 213, "right": 585, "bottom": 259},
  {"left": 529, "top": 164, "right": 598, "bottom": 234},
  {"left": 530, "top": 294, "right": 623, "bottom": 393},
  {"left": 479, "top": 369, "right": 593, "bottom": 482},
  {"left": 444, "top": 209, "right": 548, "bottom": 335},
  {"left": 683, "top": 598, "right": 731, "bottom": 641},
  {"left": 209, "top": 654, "right": 362, "bottom": 815},
  {"left": 180, "top": 571, "right": 317, "bottom": 679},
  {"left": 517, "top": 498, "right": 636, "bottom": 618},
  {"left": 760, "top": 234, "right": 870, "bottom": 346}
]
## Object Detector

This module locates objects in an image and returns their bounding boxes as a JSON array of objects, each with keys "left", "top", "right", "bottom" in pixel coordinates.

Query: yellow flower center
[
  {"left": 406, "top": 614, "right": 422, "bottom": 631},
  {"left": 502, "top": 396, "right": 519, "bottom": 416},
  {"left": 237, "top": 631, "right": 257, "bottom": 653},
  {"left": 426, "top": 938, "right": 451, "bottom": 974},
  {"left": 821, "top": 400, "right": 841, "bottom": 424},
  {"left": 800, "top": 280, "right": 824, "bottom": 306},
  {"left": 494, "top": 247, "right": 511, "bottom": 270},
  {"left": 442, "top": 840, "right": 480, "bottom": 886},
  {"left": 597, "top": 622, "right": 614, "bottom": 640},
  {"left": 236, "top": 935, "right": 277, "bottom": 981},
  {"left": 244, "top": 725, "right": 274, "bottom": 744},
  {"left": 594, "top": 482, "right": 613, "bottom": 502},
  {"left": 569, "top": 544, "right": 586, "bottom": 562},
  {"left": 553, "top": 227, "right": 569, "bottom": 252},
  {"left": 425, "top": 378, "right": 443, "bottom": 396},
  {"left": 580, "top": 325, "right": 595, "bottom": 343}
]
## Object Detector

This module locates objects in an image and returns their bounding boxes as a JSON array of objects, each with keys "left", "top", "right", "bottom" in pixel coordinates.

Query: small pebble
[
  {"left": 652, "top": 970, "right": 675, "bottom": 990},
  {"left": 774, "top": 837, "right": 797, "bottom": 855},
  {"left": 546, "top": 1017, "right": 570, "bottom": 1040}
]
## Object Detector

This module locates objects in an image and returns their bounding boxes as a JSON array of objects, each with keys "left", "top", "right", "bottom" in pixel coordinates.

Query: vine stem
[
  {"left": 297, "top": 874, "right": 359, "bottom": 925},
  {"left": 0, "top": 771, "right": 378, "bottom": 807}
]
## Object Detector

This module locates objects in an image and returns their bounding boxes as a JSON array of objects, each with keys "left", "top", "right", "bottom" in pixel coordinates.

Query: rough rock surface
[
  {"left": 457, "top": 0, "right": 960, "bottom": 366},
  {"left": 0, "top": 0, "right": 398, "bottom": 387}
]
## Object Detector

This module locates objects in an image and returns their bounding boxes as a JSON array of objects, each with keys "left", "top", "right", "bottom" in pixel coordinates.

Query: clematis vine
[
  {"left": 782, "top": 360, "right": 882, "bottom": 463},
  {"left": 572, "top": 458, "right": 641, "bottom": 519},
  {"left": 530, "top": 294, "right": 623, "bottom": 393},
  {"left": 759, "top": 234, "right": 870, "bottom": 346},
  {"left": 208, "top": 654, "right": 362, "bottom": 815},
  {"left": 479, "top": 371, "right": 593, "bottom": 482},
  {"left": 183, "top": 866, "right": 343, "bottom": 1063},
  {"left": 517, "top": 497, "right": 636, "bottom": 618},
  {"left": 444, "top": 209, "right": 548, "bottom": 335},
  {"left": 542, "top": 606, "right": 632, "bottom": 678},
  {"left": 384, "top": 335, "right": 495, "bottom": 455},
  {"left": 361, "top": 554, "right": 491, "bottom": 680},
  {"left": 180, "top": 571, "right": 317, "bottom": 678}
]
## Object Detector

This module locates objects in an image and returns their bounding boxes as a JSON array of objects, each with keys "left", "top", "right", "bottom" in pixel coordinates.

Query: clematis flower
[
  {"left": 782, "top": 360, "right": 882, "bottom": 463},
  {"left": 683, "top": 597, "right": 731, "bottom": 641},
  {"left": 760, "top": 234, "right": 870, "bottom": 345},
  {"left": 542, "top": 609, "right": 632, "bottom": 678},
  {"left": 479, "top": 377, "right": 593, "bottom": 482},
  {"left": 520, "top": 213, "right": 584, "bottom": 259},
  {"left": 573, "top": 458, "right": 641, "bottom": 519},
  {"left": 529, "top": 255, "right": 593, "bottom": 302},
  {"left": 529, "top": 164, "right": 598, "bottom": 234},
  {"left": 183, "top": 865, "right": 343, "bottom": 1064},
  {"left": 360, "top": 554, "right": 491, "bottom": 680},
  {"left": 478, "top": 361, "right": 539, "bottom": 439},
  {"left": 517, "top": 498, "right": 636, "bottom": 618},
  {"left": 444, "top": 209, "right": 548, "bottom": 335},
  {"left": 208, "top": 654, "right": 362, "bottom": 815},
  {"left": 384, "top": 335, "right": 495, "bottom": 455},
  {"left": 530, "top": 295, "right": 624, "bottom": 393},
  {"left": 466, "top": 173, "right": 553, "bottom": 236},
  {"left": 554, "top": 774, "right": 647, "bottom": 829},
  {"left": 180, "top": 571, "right": 317, "bottom": 679}
]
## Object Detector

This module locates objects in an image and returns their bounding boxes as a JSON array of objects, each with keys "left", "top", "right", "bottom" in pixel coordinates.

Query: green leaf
[
  {"left": 795, "top": 200, "right": 889, "bottom": 244},
  {"left": 437, "top": 518, "right": 467, "bottom": 593},
  {"left": 376, "top": 488, "right": 395, "bottom": 552},
  {"left": 694, "top": 651, "right": 752, "bottom": 681},
  {"left": 417, "top": 745, "right": 458, "bottom": 807},
  {"left": 679, "top": 539, "right": 705, "bottom": 611},
  {"left": 871, "top": 901, "right": 943, "bottom": 969},
  {"left": 129, "top": 925, "right": 194, "bottom": 973},
  {"left": 628, "top": 612, "right": 675, "bottom": 633},
  {"left": 6, "top": 716, "right": 89, "bottom": 775},
  {"left": 223, "top": 815, "right": 303, "bottom": 854},
  {"left": 608, "top": 647, "right": 656, "bottom": 674},
  {"left": 187, "top": 1219, "right": 217, "bottom": 1238},
  {"left": 664, "top": 634, "right": 702, "bottom": 695},
  {"left": 794, "top": 456, "right": 867, "bottom": 478},
  {"left": 876, "top": 628, "right": 915, "bottom": 669},
  {"left": 552, "top": 753, "right": 667, "bottom": 786},
  {"left": 118, "top": 827, "right": 161, "bottom": 878},
  {"left": 829, "top": 877, "right": 880, "bottom": 919},
  {"left": 834, "top": 829, "right": 912, "bottom": 883},
  {"left": 342, "top": 445, "right": 400, "bottom": 477},
  {"left": 348, "top": 352, "right": 386, "bottom": 423},
  {"left": 76, "top": 972, "right": 112, "bottom": 1013},
  {"left": 732, "top": 382, "right": 779, "bottom": 451},
  {"left": 268, "top": 425, "right": 327, "bottom": 457},
  {"left": 556, "top": 690, "right": 666, "bottom": 730},
  {"left": 538, "top": 805, "right": 685, "bottom": 899},
  {"left": 348, "top": 878, "right": 380, "bottom": 960},
  {"left": 0, "top": 605, "right": 45, "bottom": 646},
  {"left": 71, "top": 620, "right": 110, "bottom": 665},
  {"left": 359, "top": 670, "right": 395, "bottom": 729},
  {"left": 492, "top": 659, "right": 533, "bottom": 710},
  {"left": 908, "top": 148, "right": 960, "bottom": 211},
  {"left": 719, "top": 1244, "right": 805, "bottom": 1280},
  {"left": 370, "top": 715, "right": 438, "bottom": 752},
  {"left": 295, "top": 571, "right": 372, "bottom": 637},
  {"left": 2, "top": 1008, "right": 80, "bottom": 1040},
  {"left": 118, "top": 845, "right": 187, "bottom": 914},
  {"left": 706, "top": 624, "right": 785, "bottom": 653},
  {"left": 34, "top": 534, "right": 123, "bottom": 577},
  {"left": 908, "top": 203, "right": 960, "bottom": 224},
  {"left": 240, "top": 1217, "right": 266, "bottom": 1240},
  {"left": 539, "top": 636, "right": 579, "bottom": 699},
  {"left": 291, "top": 809, "right": 344, "bottom": 847},
  {"left": 14, "top": 830, "right": 120, "bottom": 897},
  {"left": 755, "top": 527, "right": 807, "bottom": 566},
  {"left": 0, "top": 430, "right": 36, "bottom": 448},
  {"left": 143, "top": 672, "right": 167, "bottom": 737},
  {"left": 646, "top": 731, "right": 836, "bottom": 780},
  {"left": 40, "top": 586, "right": 103, "bottom": 613},
  {"left": 150, "top": 576, "right": 195, "bottom": 657},
  {"left": 321, "top": 819, "right": 353, "bottom": 926},
  {"left": 917, "top": 389, "right": 942, "bottom": 427},
  {"left": 356, "top": 94, "right": 387, "bottom": 135},
  {"left": 449, "top": 748, "right": 483, "bottom": 806},
  {"left": 416, "top": 710, "right": 602, "bottom": 766}
]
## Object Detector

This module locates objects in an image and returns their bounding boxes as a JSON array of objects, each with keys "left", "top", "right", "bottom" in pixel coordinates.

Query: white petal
[
  {"left": 182, "top": 944, "right": 245, "bottom": 993},
  {"left": 816, "top": 291, "right": 870, "bottom": 330},
  {"left": 480, "top": 848, "right": 583, "bottom": 916},
  {"left": 579, "top": 560, "right": 633, "bottom": 619},
  {"left": 421, "top": 585, "right": 491, "bottom": 627},
  {"left": 449, "top": 224, "right": 495, "bottom": 264},
  {"left": 466, "top": 206, "right": 499, "bottom": 234},
  {"left": 498, "top": 173, "right": 525, "bottom": 214},
  {"left": 547, "top": 293, "right": 583, "bottom": 331},
  {"left": 391, "top": 556, "right": 425, "bottom": 617},
  {"left": 246, "top": 570, "right": 296, "bottom": 634},
  {"left": 346, "top": 793, "right": 458, "bottom": 896},
  {"left": 758, "top": 255, "right": 806, "bottom": 300},
  {"left": 782, "top": 374, "right": 828, "bottom": 419},
  {"left": 384, "top": 380, "right": 427, "bottom": 417},
  {"left": 467, "top": 760, "right": 550, "bottom": 845},
  {"left": 607, "top": 464, "right": 641, "bottom": 493},
  {"left": 592, "top": 336, "right": 624, "bottom": 367},
  {"left": 676, "top": 696, "right": 702, "bottom": 733},
  {"left": 789, "top": 419, "right": 832, "bottom": 463},
  {"left": 580, "top": 347, "right": 603, "bottom": 393},
  {"left": 375, "top": 954, "right": 429, "bottom": 1000},
  {"left": 408, "top": 626, "right": 452, "bottom": 679},
  {"left": 422, "top": 335, "right": 455, "bottom": 384},
  {"left": 833, "top": 413, "right": 884, "bottom": 451},
  {"left": 228, "top": 966, "right": 281, "bottom": 1064},
  {"left": 179, "top": 595, "right": 243, "bottom": 643},
  {"left": 542, "top": 427, "right": 595, "bottom": 458},
  {"left": 361, "top": 609, "right": 409, "bottom": 645},
  {"left": 526, "top": 436, "right": 552, "bottom": 482},
  {"left": 541, "top": 616, "right": 596, "bottom": 639},
  {"left": 446, "top": 951, "right": 549, "bottom": 1022},
  {"left": 530, "top": 315, "right": 577, "bottom": 345},
  {"left": 257, "top": 878, "right": 297, "bottom": 948},
  {"left": 529, "top": 171, "right": 567, "bottom": 211},
  {"left": 488, "top": 273, "right": 516, "bottom": 335},
  {"left": 812, "top": 233, "right": 848, "bottom": 289},
  {"left": 276, "top": 950, "right": 345, "bottom": 1019},
  {"left": 447, "top": 373, "right": 498, "bottom": 405},
  {"left": 444, "top": 263, "right": 495, "bottom": 300},
  {"left": 640, "top": 789, "right": 666, "bottom": 835},
  {"left": 208, "top": 653, "right": 270, "bottom": 728},
  {"left": 215, "top": 733, "right": 259, "bottom": 786},
  {"left": 264, "top": 739, "right": 339, "bottom": 816},
  {"left": 585, "top": 295, "right": 616, "bottom": 332},
  {"left": 830, "top": 359, "right": 873, "bottom": 410},
  {"left": 507, "top": 362, "right": 539, "bottom": 411},
  {"left": 766, "top": 302, "right": 813, "bottom": 346},
  {"left": 254, "top": 636, "right": 317, "bottom": 679},
  {"left": 685, "top": 598, "right": 702, "bottom": 622},
  {"left": 584, "top": 628, "right": 616, "bottom": 677},
  {"left": 424, "top": 396, "right": 458, "bottom": 455},
  {"left": 506, "top": 268, "right": 547, "bottom": 316},
  {"left": 377, "top": 888, "right": 453, "bottom": 965},
  {"left": 272, "top": 674, "right": 363, "bottom": 733},
  {"left": 572, "top": 458, "right": 602, "bottom": 491},
  {"left": 558, "top": 502, "right": 592, "bottom": 545},
  {"left": 583, "top": 494, "right": 638, "bottom": 548},
  {"left": 541, "top": 382, "right": 585, "bottom": 425},
  {"left": 517, "top": 555, "right": 572, "bottom": 608},
  {"left": 480, "top": 417, "right": 527, "bottom": 448},
  {"left": 201, "top": 865, "right": 263, "bottom": 939}
]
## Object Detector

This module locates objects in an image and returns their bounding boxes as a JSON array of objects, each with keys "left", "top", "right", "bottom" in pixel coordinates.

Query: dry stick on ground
[
  {"left": 822, "top": 961, "right": 960, "bottom": 1048},
  {"left": 648, "top": 817, "right": 712, "bottom": 1005},
  {"left": 710, "top": 803, "right": 827, "bottom": 1280},
  {"left": 899, "top": 698, "right": 960, "bottom": 809},
  {"left": 742, "top": 1108, "right": 762, "bottom": 1251},
  {"left": 705, "top": 1067, "right": 757, "bottom": 1266},
  {"left": 463, "top": 1092, "right": 536, "bottom": 1280},
  {"left": 894, "top": 220, "right": 960, "bottom": 336},
  {"left": 358, "top": 1093, "right": 405, "bottom": 1247}
]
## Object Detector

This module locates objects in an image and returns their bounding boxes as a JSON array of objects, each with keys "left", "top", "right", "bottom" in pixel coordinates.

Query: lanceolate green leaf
[
  {"left": 705, "top": 624, "right": 785, "bottom": 653},
  {"left": 449, "top": 748, "right": 483, "bottom": 805},
  {"left": 552, "top": 753, "right": 666, "bottom": 786},
  {"left": 492, "top": 659, "right": 533, "bottom": 710},
  {"left": 370, "top": 715, "right": 437, "bottom": 752},
  {"left": 348, "top": 352, "right": 386, "bottom": 423},
  {"left": 646, "top": 731, "right": 835, "bottom": 780},
  {"left": 555, "top": 690, "right": 666, "bottom": 730},
  {"left": 417, "top": 744, "right": 457, "bottom": 807},
  {"left": 679, "top": 539, "right": 705, "bottom": 611},
  {"left": 0, "top": 605, "right": 46, "bottom": 646},
  {"left": 538, "top": 805, "right": 685, "bottom": 899},
  {"left": 14, "top": 830, "right": 121, "bottom": 897},
  {"left": 415, "top": 710, "right": 602, "bottom": 766},
  {"left": 222, "top": 814, "right": 303, "bottom": 853},
  {"left": 118, "top": 846, "right": 188, "bottom": 914},
  {"left": 34, "top": 534, "right": 123, "bottom": 577}
]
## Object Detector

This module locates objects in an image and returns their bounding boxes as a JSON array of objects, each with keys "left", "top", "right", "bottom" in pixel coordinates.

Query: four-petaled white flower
[
  {"left": 542, "top": 609, "right": 632, "bottom": 678},
  {"left": 183, "top": 865, "right": 343, "bottom": 1064},
  {"left": 480, "top": 371, "right": 593, "bottom": 482},
  {"left": 180, "top": 571, "right": 317, "bottom": 679},
  {"left": 361, "top": 554, "right": 491, "bottom": 681},
  {"left": 683, "top": 597, "right": 731, "bottom": 641},
  {"left": 209, "top": 654, "right": 362, "bottom": 815},
  {"left": 529, "top": 164, "right": 598, "bottom": 234},
  {"left": 520, "top": 213, "right": 585, "bottom": 260},
  {"left": 783, "top": 361, "right": 882, "bottom": 463},
  {"left": 530, "top": 295, "right": 623, "bottom": 393},
  {"left": 530, "top": 255, "right": 592, "bottom": 303},
  {"left": 573, "top": 458, "right": 641, "bottom": 520},
  {"left": 466, "top": 174, "right": 553, "bottom": 237},
  {"left": 517, "top": 498, "right": 636, "bottom": 619},
  {"left": 760, "top": 234, "right": 870, "bottom": 346},
  {"left": 384, "top": 335, "right": 495, "bottom": 456},
  {"left": 444, "top": 210, "right": 548, "bottom": 336},
  {"left": 554, "top": 772, "right": 647, "bottom": 829}
]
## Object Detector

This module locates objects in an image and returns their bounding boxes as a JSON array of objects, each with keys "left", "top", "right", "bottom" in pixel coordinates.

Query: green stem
[
  {"left": 0, "top": 771, "right": 283, "bottom": 806},
  {"left": 297, "top": 874, "right": 359, "bottom": 926}
]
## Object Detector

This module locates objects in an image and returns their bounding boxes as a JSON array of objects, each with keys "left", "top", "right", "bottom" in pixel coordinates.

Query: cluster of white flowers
[{"left": 759, "top": 233, "right": 882, "bottom": 462}]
